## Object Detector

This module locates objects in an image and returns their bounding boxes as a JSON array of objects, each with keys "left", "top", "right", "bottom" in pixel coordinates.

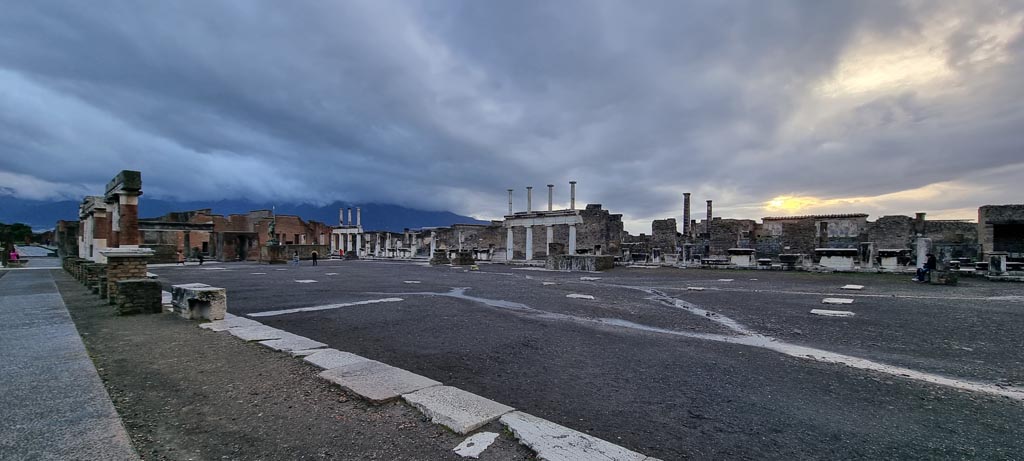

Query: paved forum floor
[{"left": 151, "top": 260, "right": 1024, "bottom": 460}]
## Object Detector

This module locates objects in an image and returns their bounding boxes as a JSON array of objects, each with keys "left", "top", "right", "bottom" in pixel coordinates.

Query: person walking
[
  {"left": 292, "top": 252, "right": 300, "bottom": 266},
  {"left": 198, "top": 252, "right": 204, "bottom": 266},
  {"left": 311, "top": 250, "right": 318, "bottom": 266},
  {"left": 177, "top": 249, "right": 185, "bottom": 266}
]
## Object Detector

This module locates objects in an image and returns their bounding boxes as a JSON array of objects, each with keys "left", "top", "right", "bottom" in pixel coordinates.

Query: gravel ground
[{"left": 56, "top": 271, "right": 532, "bottom": 461}]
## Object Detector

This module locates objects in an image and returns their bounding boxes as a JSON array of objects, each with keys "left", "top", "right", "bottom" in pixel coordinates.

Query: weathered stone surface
[
  {"left": 171, "top": 283, "right": 227, "bottom": 320},
  {"left": 500, "top": 411, "right": 652, "bottom": 461},
  {"left": 228, "top": 325, "right": 288, "bottom": 341},
  {"left": 454, "top": 432, "right": 499, "bottom": 458},
  {"left": 199, "top": 313, "right": 262, "bottom": 331},
  {"left": 303, "top": 349, "right": 372, "bottom": 370},
  {"left": 403, "top": 386, "right": 514, "bottom": 434},
  {"left": 318, "top": 361, "right": 440, "bottom": 402},
  {"left": 114, "top": 279, "right": 162, "bottom": 315},
  {"left": 546, "top": 255, "right": 614, "bottom": 272},
  {"left": 259, "top": 333, "right": 327, "bottom": 352}
]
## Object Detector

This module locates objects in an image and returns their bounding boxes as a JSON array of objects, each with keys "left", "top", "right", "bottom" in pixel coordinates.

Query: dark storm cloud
[{"left": 0, "top": 0, "right": 1021, "bottom": 232}]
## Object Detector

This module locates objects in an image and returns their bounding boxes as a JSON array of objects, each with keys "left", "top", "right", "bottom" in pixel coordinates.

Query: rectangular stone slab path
[{"left": 0, "top": 270, "right": 138, "bottom": 460}]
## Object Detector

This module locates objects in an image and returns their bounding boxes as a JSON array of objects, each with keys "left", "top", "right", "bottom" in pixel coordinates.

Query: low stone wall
[
  {"left": 114, "top": 279, "right": 162, "bottom": 315},
  {"left": 545, "top": 255, "right": 615, "bottom": 272}
]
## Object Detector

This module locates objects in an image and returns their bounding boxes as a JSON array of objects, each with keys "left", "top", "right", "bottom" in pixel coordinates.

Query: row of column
[
  {"left": 334, "top": 233, "right": 363, "bottom": 254},
  {"left": 505, "top": 224, "right": 577, "bottom": 261}
]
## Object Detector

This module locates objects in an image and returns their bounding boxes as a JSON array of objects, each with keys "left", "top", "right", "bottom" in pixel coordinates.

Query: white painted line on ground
[
  {"left": 717, "top": 278, "right": 734, "bottom": 282},
  {"left": 247, "top": 298, "right": 404, "bottom": 317},
  {"left": 251, "top": 272, "right": 266, "bottom": 275},
  {"left": 500, "top": 411, "right": 653, "bottom": 461},
  {"left": 822, "top": 298, "right": 854, "bottom": 305},
  {"left": 325, "top": 273, "right": 338, "bottom": 276},
  {"left": 579, "top": 276, "right": 602, "bottom": 281},
  {"left": 811, "top": 309, "right": 856, "bottom": 317},
  {"left": 403, "top": 386, "right": 514, "bottom": 434},
  {"left": 259, "top": 333, "right": 327, "bottom": 352},
  {"left": 840, "top": 284, "right": 865, "bottom": 290},
  {"left": 303, "top": 349, "right": 372, "bottom": 370},
  {"left": 686, "top": 287, "right": 705, "bottom": 291},
  {"left": 454, "top": 432, "right": 499, "bottom": 458},
  {"left": 295, "top": 279, "right": 318, "bottom": 283},
  {"left": 566, "top": 294, "right": 595, "bottom": 300},
  {"left": 275, "top": 268, "right": 288, "bottom": 271},
  {"left": 403, "top": 280, "right": 421, "bottom": 284},
  {"left": 319, "top": 361, "right": 441, "bottom": 403},
  {"left": 228, "top": 325, "right": 289, "bottom": 341},
  {"left": 542, "top": 282, "right": 557, "bottom": 286}
]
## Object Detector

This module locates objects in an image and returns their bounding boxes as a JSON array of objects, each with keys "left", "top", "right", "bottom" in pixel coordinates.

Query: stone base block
[
  {"left": 429, "top": 250, "right": 451, "bottom": 266},
  {"left": 114, "top": 279, "right": 163, "bottom": 315},
  {"left": 171, "top": 283, "right": 228, "bottom": 320},
  {"left": 452, "top": 251, "right": 475, "bottom": 266},
  {"left": 545, "top": 255, "right": 615, "bottom": 272}
]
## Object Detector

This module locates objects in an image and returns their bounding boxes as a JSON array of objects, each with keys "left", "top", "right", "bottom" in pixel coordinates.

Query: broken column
[
  {"left": 104, "top": 170, "right": 143, "bottom": 249},
  {"left": 526, "top": 186, "right": 533, "bottom": 212},
  {"left": 507, "top": 189, "right": 514, "bottom": 215},
  {"left": 705, "top": 200, "right": 712, "bottom": 236},
  {"left": 79, "top": 196, "right": 109, "bottom": 262},
  {"left": 547, "top": 185, "right": 554, "bottom": 211},
  {"left": 570, "top": 181, "right": 577, "bottom": 210},
  {"left": 683, "top": 192, "right": 691, "bottom": 238}
]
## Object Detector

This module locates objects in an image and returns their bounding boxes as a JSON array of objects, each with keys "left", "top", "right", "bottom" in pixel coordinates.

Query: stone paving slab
[
  {"left": 198, "top": 313, "right": 264, "bottom": 331},
  {"left": 500, "top": 411, "right": 654, "bottom": 461},
  {"left": 0, "top": 271, "right": 138, "bottom": 460},
  {"left": 259, "top": 333, "right": 327, "bottom": 352},
  {"left": 303, "top": 349, "right": 372, "bottom": 370},
  {"left": 403, "top": 385, "right": 514, "bottom": 434},
  {"left": 319, "top": 361, "right": 441, "bottom": 402},
  {"left": 454, "top": 432, "right": 499, "bottom": 458},
  {"left": 228, "top": 325, "right": 288, "bottom": 341}
]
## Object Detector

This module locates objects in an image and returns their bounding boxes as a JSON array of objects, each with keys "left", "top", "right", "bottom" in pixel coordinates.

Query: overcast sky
[{"left": 1, "top": 1, "right": 1022, "bottom": 233}]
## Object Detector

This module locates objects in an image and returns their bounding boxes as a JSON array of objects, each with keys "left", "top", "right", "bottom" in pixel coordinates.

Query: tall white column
[
  {"left": 348, "top": 208, "right": 353, "bottom": 226},
  {"left": 430, "top": 231, "right": 437, "bottom": 256},
  {"left": 570, "top": 181, "right": 577, "bottom": 210},
  {"left": 507, "top": 189, "right": 513, "bottom": 215},
  {"left": 506, "top": 227, "right": 514, "bottom": 261},
  {"left": 525, "top": 227, "right": 533, "bottom": 261},
  {"left": 546, "top": 225, "right": 553, "bottom": 255},
  {"left": 356, "top": 234, "right": 362, "bottom": 256},
  {"left": 356, "top": 207, "right": 361, "bottom": 227},
  {"left": 458, "top": 231, "right": 464, "bottom": 251},
  {"left": 568, "top": 224, "right": 577, "bottom": 255},
  {"left": 547, "top": 185, "right": 554, "bottom": 211},
  {"left": 526, "top": 186, "right": 533, "bottom": 212}
]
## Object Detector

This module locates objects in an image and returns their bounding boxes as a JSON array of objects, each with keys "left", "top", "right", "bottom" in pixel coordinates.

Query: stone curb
[{"left": 199, "top": 312, "right": 657, "bottom": 460}]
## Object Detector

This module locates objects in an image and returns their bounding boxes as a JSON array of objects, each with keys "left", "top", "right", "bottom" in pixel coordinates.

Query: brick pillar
[
  {"left": 101, "top": 249, "right": 153, "bottom": 305},
  {"left": 118, "top": 194, "right": 140, "bottom": 246}
]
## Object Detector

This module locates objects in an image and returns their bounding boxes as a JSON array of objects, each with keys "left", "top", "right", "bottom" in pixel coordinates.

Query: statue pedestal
[{"left": 262, "top": 244, "right": 288, "bottom": 264}]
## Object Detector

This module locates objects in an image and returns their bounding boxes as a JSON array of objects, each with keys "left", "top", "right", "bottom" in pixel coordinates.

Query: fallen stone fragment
[
  {"left": 454, "top": 432, "right": 499, "bottom": 458},
  {"left": 566, "top": 294, "right": 595, "bottom": 300},
  {"left": 304, "top": 349, "right": 372, "bottom": 370},
  {"left": 822, "top": 298, "right": 854, "bottom": 305},
  {"left": 811, "top": 309, "right": 856, "bottom": 317},
  {"left": 319, "top": 361, "right": 440, "bottom": 403},
  {"left": 403, "top": 386, "right": 514, "bottom": 434},
  {"left": 500, "top": 411, "right": 652, "bottom": 461},
  {"left": 228, "top": 325, "right": 289, "bottom": 341},
  {"left": 840, "top": 284, "right": 865, "bottom": 290}
]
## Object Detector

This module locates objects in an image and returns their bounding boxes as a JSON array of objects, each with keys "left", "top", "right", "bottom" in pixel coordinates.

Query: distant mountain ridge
[{"left": 0, "top": 196, "right": 489, "bottom": 232}]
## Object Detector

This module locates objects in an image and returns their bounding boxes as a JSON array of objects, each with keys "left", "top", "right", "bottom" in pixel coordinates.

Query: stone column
[
  {"left": 507, "top": 189, "right": 513, "bottom": 215},
  {"left": 525, "top": 227, "right": 533, "bottom": 261},
  {"left": 706, "top": 200, "right": 712, "bottom": 236},
  {"left": 683, "top": 193, "right": 691, "bottom": 238},
  {"left": 570, "top": 181, "right": 577, "bottom": 210},
  {"left": 915, "top": 237, "right": 932, "bottom": 268},
  {"left": 458, "top": 230, "right": 464, "bottom": 251},
  {"left": 104, "top": 170, "right": 142, "bottom": 250},
  {"left": 568, "top": 224, "right": 577, "bottom": 255},
  {"left": 356, "top": 234, "right": 362, "bottom": 256},
  {"left": 117, "top": 194, "right": 140, "bottom": 247},
  {"left": 348, "top": 208, "right": 353, "bottom": 226},
  {"left": 547, "top": 185, "right": 554, "bottom": 211},
  {"left": 356, "top": 207, "right": 361, "bottom": 227},
  {"left": 506, "top": 227, "right": 514, "bottom": 261},
  {"left": 527, "top": 187, "right": 533, "bottom": 212},
  {"left": 101, "top": 248, "right": 153, "bottom": 306},
  {"left": 339, "top": 209, "right": 345, "bottom": 226},
  {"left": 430, "top": 231, "right": 437, "bottom": 256},
  {"left": 546, "top": 225, "right": 553, "bottom": 256}
]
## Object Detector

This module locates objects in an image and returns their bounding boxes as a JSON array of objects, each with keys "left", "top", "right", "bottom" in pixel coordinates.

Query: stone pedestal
[
  {"left": 727, "top": 248, "right": 755, "bottom": 267},
  {"left": 171, "top": 283, "right": 227, "bottom": 320},
  {"left": 262, "top": 244, "right": 287, "bottom": 264},
  {"left": 452, "top": 251, "right": 475, "bottom": 266},
  {"left": 101, "top": 248, "right": 153, "bottom": 305},
  {"left": 115, "top": 279, "right": 162, "bottom": 315},
  {"left": 430, "top": 249, "right": 451, "bottom": 266},
  {"left": 877, "top": 249, "right": 907, "bottom": 271},
  {"left": 988, "top": 252, "right": 1009, "bottom": 275},
  {"left": 815, "top": 248, "right": 858, "bottom": 271}
]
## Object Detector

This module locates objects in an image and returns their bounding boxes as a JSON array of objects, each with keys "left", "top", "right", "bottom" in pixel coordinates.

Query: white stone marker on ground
[
  {"left": 403, "top": 280, "right": 422, "bottom": 284},
  {"left": 840, "top": 284, "right": 864, "bottom": 290},
  {"left": 454, "top": 432, "right": 499, "bottom": 458},
  {"left": 319, "top": 361, "right": 441, "bottom": 402},
  {"left": 579, "top": 276, "right": 601, "bottom": 281},
  {"left": 200, "top": 314, "right": 263, "bottom": 331},
  {"left": 811, "top": 309, "right": 856, "bottom": 317},
  {"left": 403, "top": 386, "right": 514, "bottom": 434},
  {"left": 822, "top": 298, "right": 855, "bottom": 305},
  {"left": 303, "top": 349, "right": 372, "bottom": 370},
  {"left": 566, "top": 294, "right": 595, "bottom": 300},
  {"left": 542, "top": 282, "right": 557, "bottom": 286},
  {"left": 687, "top": 287, "right": 705, "bottom": 291},
  {"left": 228, "top": 325, "right": 289, "bottom": 341},
  {"left": 500, "top": 411, "right": 653, "bottom": 461},
  {"left": 295, "top": 279, "right": 318, "bottom": 283},
  {"left": 259, "top": 333, "right": 327, "bottom": 352},
  {"left": 251, "top": 272, "right": 267, "bottom": 275},
  {"left": 717, "top": 279, "right": 734, "bottom": 282}
]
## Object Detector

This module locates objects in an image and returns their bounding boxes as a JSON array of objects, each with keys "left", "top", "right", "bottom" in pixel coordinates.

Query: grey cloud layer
[{"left": 0, "top": 0, "right": 1021, "bottom": 232}]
